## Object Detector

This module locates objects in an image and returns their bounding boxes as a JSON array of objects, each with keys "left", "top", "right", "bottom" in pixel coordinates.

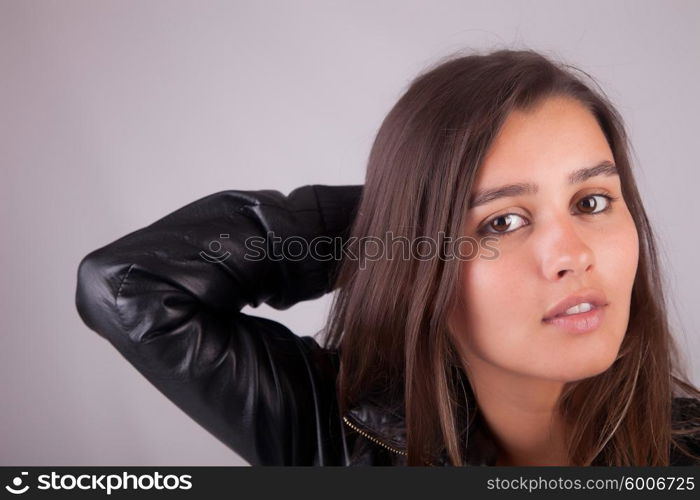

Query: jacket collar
[
  {"left": 344, "top": 395, "right": 408, "bottom": 451},
  {"left": 343, "top": 383, "right": 500, "bottom": 466},
  {"left": 343, "top": 396, "right": 500, "bottom": 466}
]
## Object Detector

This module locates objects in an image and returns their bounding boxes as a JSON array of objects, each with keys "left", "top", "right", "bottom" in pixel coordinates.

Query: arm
[{"left": 74, "top": 184, "right": 362, "bottom": 465}]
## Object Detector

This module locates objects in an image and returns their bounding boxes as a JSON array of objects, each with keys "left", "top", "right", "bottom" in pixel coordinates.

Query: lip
[
  {"left": 542, "top": 304, "right": 606, "bottom": 334},
  {"left": 542, "top": 289, "right": 609, "bottom": 322}
]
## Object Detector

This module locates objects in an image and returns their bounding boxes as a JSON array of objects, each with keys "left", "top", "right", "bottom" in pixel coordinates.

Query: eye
[
  {"left": 576, "top": 193, "right": 613, "bottom": 215},
  {"left": 478, "top": 213, "right": 529, "bottom": 236}
]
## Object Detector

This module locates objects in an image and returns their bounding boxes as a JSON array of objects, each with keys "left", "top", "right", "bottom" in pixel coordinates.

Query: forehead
[{"left": 476, "top": 97, "right": 614, "bottom": 185}]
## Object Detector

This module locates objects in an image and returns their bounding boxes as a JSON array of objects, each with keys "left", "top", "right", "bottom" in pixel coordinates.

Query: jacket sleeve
[{"left": 74, "top": 184, "right": 362, "bottom": 465}]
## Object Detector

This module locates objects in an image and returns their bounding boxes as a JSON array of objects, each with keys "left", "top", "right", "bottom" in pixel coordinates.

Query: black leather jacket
[{"left": 75, "top": 184, "right": 700, "bottom": 466}]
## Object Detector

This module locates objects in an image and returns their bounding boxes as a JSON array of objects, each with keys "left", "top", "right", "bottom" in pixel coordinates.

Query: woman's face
[{"left": 449, "top": 96, "right": 639, "bottom": 383}]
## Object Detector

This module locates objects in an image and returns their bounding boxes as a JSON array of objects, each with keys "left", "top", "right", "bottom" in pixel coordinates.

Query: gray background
[{"left": 1, "top": 0, "right": 698, "bottom": 466}]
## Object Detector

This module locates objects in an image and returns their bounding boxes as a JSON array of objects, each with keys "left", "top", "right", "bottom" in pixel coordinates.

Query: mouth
[
  {"left": 542, "top": 303, "right": 607, "bottom": 334},
  {"left": 542, "top": 289, "right": 609, "bottom": 334},
  {"left": 542, "top": 289, "right": 608, "bottom": 321}
]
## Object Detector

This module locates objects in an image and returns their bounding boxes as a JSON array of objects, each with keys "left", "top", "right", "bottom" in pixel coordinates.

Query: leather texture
[{"left": 74, "top": 184, "right": 700, "bottom": 466}]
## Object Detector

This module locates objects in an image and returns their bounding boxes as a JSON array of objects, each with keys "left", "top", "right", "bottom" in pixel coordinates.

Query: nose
[{"left": 537, "top": 213, "right": 595, "bottom": 281}]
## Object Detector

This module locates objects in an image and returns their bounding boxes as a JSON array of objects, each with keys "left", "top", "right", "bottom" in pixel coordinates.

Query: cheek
[
  {"left": 595, "top": 208, "right": 639, "bottom": 286},
  {"left": 458, "top": 254, "right": 535, "bottom": 352},
  {"left": 620, "top": 215, "right": 639, "bottom": 280},
  {"left": 596, "top": 212, "right": 639, "bottom": 323}
]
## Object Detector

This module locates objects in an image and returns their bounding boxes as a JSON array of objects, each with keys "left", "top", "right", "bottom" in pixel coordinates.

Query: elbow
[{"left": 75, "top": 249, "right": 130, "bottom": 340}]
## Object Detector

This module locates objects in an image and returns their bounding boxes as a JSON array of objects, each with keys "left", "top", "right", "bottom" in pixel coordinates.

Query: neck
[{"left": 464, "top": 356, "right": 571, "bottom": 466}]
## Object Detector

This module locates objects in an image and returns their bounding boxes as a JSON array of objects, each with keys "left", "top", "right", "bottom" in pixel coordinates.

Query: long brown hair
[{"left": 320, "top": 48, "right": 700, "bottom": 465}]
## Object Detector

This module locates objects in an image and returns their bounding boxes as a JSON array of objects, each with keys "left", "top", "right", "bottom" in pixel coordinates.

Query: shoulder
[
  {"left": 672, "top": 397, "right": 700, "bottom": 423},
  {"left": 670, "top": 397, "right": 700, "bottom": 465},
  {"left": 295, "top": 336, "right": 341, "bottom": 391}
]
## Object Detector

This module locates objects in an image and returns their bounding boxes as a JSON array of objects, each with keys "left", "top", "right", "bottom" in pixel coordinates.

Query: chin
[{"left": 541, "top": 355, "right": 619, "bottom": 383}]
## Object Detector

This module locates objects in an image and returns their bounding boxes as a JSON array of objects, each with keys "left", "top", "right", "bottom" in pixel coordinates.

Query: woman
[{"left": 75, "top": 48, "right": 700, "bottom": 466}]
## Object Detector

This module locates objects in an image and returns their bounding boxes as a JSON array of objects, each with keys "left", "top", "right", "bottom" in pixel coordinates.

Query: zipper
[
  {"left": 342, "top": 414, "right": 438, "bottom": 465},
  {"left": 342, "top": 415, "right": 408, "bottom": 456}
]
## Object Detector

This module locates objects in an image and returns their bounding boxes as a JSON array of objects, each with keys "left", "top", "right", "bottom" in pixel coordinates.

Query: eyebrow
[{"left": 468, "top": 160, "right": 619, "bottom": 209}]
